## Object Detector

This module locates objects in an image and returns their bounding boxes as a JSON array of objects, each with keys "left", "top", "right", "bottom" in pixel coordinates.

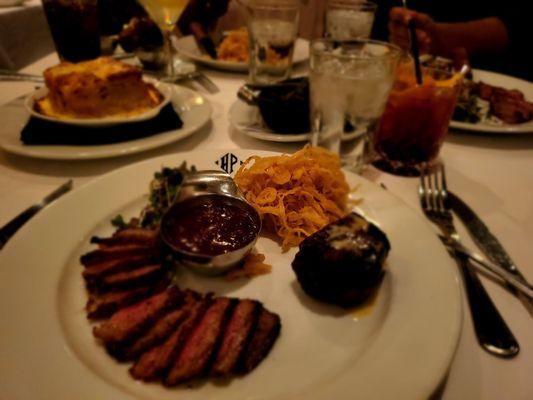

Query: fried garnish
[
  {"left": 234, "top": 145, "right": 350, "bottom": 251},
  {"left": 226, "top": 253, "right": 272, "bottom": 280}
]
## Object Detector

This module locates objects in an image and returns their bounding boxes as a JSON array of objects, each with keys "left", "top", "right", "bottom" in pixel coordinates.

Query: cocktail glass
[
  {"left": 137, "top": 0, "right": 190, "bottom": 80},
  {"left": 372, "top": 61, "right": 462, "bottom": 176},
  {"left": 309, "top": 39, "right": 400, "bottom": 172}
]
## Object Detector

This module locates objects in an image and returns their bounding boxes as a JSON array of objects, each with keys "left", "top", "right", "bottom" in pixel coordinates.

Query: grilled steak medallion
[{"left": 292, "top": 213, "right": 390, "bottom": 307}]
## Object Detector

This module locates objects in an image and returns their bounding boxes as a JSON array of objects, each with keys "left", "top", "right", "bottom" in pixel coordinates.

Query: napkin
[{"left": 20, "top": 104, "right": 183, "bottom": 146}]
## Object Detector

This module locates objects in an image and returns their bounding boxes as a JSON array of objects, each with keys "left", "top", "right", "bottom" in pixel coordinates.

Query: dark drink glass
[
  {"left": 372, "top": 62, "right": 461, "bottom": 176},
  {"left": 42, "top": 0, "right": 101, "bottom": 62}
]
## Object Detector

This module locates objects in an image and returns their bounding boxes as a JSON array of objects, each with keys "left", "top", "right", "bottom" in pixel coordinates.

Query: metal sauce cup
[{"left": 160, "top": 170, "right": 261, "bottom": 275}]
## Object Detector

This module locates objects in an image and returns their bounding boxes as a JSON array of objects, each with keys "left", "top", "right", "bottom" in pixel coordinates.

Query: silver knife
[
  {"left": 449, "top": 191, "right": 533, "bottom": 316},
  {"left": 0, "top": 180, "right": 73, "bottom": 250},
  {"left": 438, "top": 236, "right": 533, "bottom": 299}
]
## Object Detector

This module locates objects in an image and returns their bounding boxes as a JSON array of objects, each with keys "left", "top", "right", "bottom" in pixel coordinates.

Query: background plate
[
  {"left": 176, "top": 36, "right": 309, "bottom": 73},
  {"left": 230, "top": 100, "right": 365, "bottom": 143},
  {"left": 24, "top": 77, "right": 172, "bottom": 127},
  {"left": 450, "top": 69, "right": 533, "bottom": 134},
  {"left": 0, "top": 85, "right": 212, "bottom": 160},
  {"left": 0, "top": 149, "right": 462, "bottom": 400}
]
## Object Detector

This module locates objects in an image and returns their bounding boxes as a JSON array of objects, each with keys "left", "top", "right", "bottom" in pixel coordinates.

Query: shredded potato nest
[{"left": 234, "top": 145, "right": 350, "bottom": 250}]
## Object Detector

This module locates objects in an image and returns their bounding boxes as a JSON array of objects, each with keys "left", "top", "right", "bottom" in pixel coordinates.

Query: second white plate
[
  {"left": 230, "top": 99, "right": 366, "bottom": 143},
  {"left": 0, "top": 85, "right": 212, "bottom": 160},
  {"left": 176, "top": 35, "right": 309, "bottom": 73}
]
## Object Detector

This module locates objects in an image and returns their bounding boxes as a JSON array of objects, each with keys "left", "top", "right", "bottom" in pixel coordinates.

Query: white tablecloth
[
  {"left": 0, "top": 53, "right": 532, "bottom": 399},
  {"left": 0, "top": 0, "right": 54, "bottom": 69}
]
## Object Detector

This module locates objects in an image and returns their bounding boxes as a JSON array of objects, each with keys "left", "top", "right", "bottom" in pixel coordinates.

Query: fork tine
[
  {"left": 439, "top": 163, "right": 451, "bottom": 210},
  {"left": 419, "top": 166, "right": 429, "bottom": 211},
  {"left": 431, "top": 164, "right": 442, "bottom": 211},
  {"left": 426, "top": 166, "right": 439, "bottom": 211}
]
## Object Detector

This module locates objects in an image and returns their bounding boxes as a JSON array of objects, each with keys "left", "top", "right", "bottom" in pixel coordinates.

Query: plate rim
[
  {"left": 0, "top": 85, "right": 212, "bottom": 160},
  {"left": 0, "top": 148, "right": 462, "bottom": 400},
  {"left": 450, "top": 69, "right": 533, "bottom": 134}
]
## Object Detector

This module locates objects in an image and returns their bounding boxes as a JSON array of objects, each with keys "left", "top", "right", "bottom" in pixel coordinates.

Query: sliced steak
[
  {"left": 97, "top": 264, "right": 164, "bottom": 290},
  {"left": 130, "top": 295, "right": 212, "bottom": 381},
  {"left": 82, "top": 255, "right": 159, "bottom": 283},
  {"left": 123, "top": 291, "right": 199, "bottom": 359},
  {"left": 86, "top": 285, "right": 155, "bottom": 320},
  {"left": 80, "top": 245, "right": 159, "bottom": 266},
  {"left": 239, "top": 307, "right": 281, "bottom": 373},
  {"left": 165, "top": 297, "right": 235, "bottom": 386},
  {"left": 91, "top": 228, "right": 159, "bottom": 248},
  {"left": 93, "top": 286, "right": 182, "bottom": 346},
  {"left": 211, "top": 299, "right": 259, "bottom": 377}
]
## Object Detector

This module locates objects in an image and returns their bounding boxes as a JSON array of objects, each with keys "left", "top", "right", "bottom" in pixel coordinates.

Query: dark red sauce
[{"left": 162, "top": 195, "right": 259, "bottom": 256}]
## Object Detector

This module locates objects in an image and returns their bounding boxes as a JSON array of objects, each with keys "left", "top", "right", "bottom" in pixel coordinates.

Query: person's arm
[
  {"left": 177, "top": 0, "right": 230, "bottom": 35},
  {"left": 388, "top": 7, "right": 509, "bottom": 59}
]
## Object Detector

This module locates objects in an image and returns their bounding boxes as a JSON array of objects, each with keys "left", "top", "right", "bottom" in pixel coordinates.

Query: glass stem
[{"left": 165, "top": 29, "right": 175, "bottom": 79}]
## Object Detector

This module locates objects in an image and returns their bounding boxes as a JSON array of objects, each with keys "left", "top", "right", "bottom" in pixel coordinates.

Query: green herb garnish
[{"left": 110, "top": 214, "right": 128, "bottom": 229}]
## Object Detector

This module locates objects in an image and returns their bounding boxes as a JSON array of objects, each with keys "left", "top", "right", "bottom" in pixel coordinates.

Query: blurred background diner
[{"left": 1, "top": 0, "right": 529, "bottom": 82}]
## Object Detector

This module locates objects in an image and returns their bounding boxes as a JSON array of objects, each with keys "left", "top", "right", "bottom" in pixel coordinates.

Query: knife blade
[
  {"left": 449, "top": 191, "right": 533, "bottom": 316},
  {"left": 0, "top": 180, "right": 73, "bottom": 250}
]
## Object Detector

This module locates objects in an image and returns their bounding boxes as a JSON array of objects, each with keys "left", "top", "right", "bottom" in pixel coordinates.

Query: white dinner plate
[
  {"left": 450, "top": 69, "right": 533, "bottom": 134},
  {"left": 230, "top": 99, "right": 365, "bottom": 143},
  {"left": 176, "top": 35, "right": 309, "bottom": 73},
  {"left": 0, "top": 86, "right": 212, "bottom": 160},
  {"left": 24, "top": 77, "right": 172, "bottom": 127},
  {"left": 0, "top": 149, "right": 462, "bottom": 400}
]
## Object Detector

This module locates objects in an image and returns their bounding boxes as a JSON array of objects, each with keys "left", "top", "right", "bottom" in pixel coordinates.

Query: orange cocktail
[{"left": 372, "top": 62, "right": 461, "bottom": 175}]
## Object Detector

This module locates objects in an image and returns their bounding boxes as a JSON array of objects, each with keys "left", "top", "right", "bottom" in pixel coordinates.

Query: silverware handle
[
  {"left": 194, "top": 73, "right": 219, "bottom": 94},
  {"left": 0, "top": 180, "right": 72, "bottom": 250},
  {"left": 455, "top": 254, "right": 520, "bottom": 358},
  {"left": 0, "top": 205, "right": 40, "bottom": 249}
]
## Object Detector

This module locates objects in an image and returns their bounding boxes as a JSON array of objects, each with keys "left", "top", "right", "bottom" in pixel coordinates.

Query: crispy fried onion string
[{"left": 234, "top": 145, "right": 350, "bottom": 251}]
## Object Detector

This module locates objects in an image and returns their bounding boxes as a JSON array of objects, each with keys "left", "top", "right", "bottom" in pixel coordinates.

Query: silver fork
[
  {"left": 419, "top": 164, "right": 519, "bottom": 358},
  {"left": 159, "top": 71, "right": 219, "bottom": 94}
]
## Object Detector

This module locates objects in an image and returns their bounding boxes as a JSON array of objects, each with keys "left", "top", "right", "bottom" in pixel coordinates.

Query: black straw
[
  {"left": 402, "top": 0, "right": 423, "bottom": 85},
  {"left": 408, "top": 20, "right": 423, "bottom": 84}
]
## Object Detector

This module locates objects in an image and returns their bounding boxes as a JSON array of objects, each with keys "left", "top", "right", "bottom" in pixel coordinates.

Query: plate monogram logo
[{"left": 215, "top": 152, "right": 243, "bottom": 174}]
